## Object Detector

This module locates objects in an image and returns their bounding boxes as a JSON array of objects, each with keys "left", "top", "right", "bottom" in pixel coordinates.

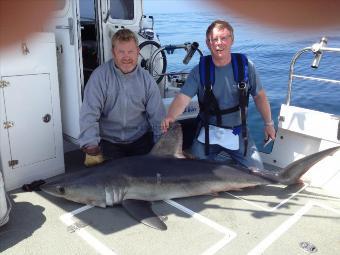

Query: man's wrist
[
  {"left": 166, "top": 114, "right": 176, "bottom": 122},
  {"left": 264, "top": 120, "right": 274, "bottom": 126},
  {"left": 83, "top": 145, "right": 101, "bottom": 155}
]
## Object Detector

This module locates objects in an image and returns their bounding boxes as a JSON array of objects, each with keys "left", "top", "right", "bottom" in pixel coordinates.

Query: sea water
[{"left": 149, "top": 11, "right": 340, "bottom": 148}]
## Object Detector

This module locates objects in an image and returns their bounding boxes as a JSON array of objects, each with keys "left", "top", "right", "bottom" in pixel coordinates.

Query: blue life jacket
[{"left": 198, "top": 53, "right": 250, "bottom": 156}]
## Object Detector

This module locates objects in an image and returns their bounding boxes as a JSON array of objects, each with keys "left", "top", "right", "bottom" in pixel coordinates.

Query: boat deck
[{"left": 1, "top": 148, "right": 340, "bottom": 255}]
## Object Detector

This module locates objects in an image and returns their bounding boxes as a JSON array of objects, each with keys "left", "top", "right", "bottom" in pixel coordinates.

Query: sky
[{"left": 143, "top": 0, "right": 219, "bottom": 13}]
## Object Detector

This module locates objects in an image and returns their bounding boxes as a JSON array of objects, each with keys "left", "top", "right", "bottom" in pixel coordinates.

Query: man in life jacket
[{"left": 161, "top": 20, "right": 276, "bottom": 169}]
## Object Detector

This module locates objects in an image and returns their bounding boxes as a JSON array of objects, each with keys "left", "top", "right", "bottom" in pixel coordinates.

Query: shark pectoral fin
[{"left": 122, "top": 199, "right": 167, "bottom": 231}]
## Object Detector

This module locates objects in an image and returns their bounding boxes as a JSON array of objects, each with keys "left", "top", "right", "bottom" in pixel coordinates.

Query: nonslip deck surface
[{"left": 1, "top": 150, "right": 340, "bottom": 255}]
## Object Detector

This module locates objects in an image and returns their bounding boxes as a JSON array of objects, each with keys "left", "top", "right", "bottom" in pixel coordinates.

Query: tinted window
[
  {"left": 110, "top": 0, "right": 134, "bottom": 20},
  {"left": 80, "top": 0, "right": 95, "bottom": 21}
]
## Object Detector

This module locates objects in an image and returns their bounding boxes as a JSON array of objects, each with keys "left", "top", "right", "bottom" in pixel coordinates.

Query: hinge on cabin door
[
  {"left": 0, "top": 80, "right": 10, "bottom": 88},
  {"left": 8, "top": 160, "right": 19, "bottom": 167},
  {"left": 3, "top": 121, "right": 14, "bottom": 129}
]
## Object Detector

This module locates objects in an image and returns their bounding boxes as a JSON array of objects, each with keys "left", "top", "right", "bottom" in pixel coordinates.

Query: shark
[{"left": 41, "top": 122, "right": 340, "bottom": 230}]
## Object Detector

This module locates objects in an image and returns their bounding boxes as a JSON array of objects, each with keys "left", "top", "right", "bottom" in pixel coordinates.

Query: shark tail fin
[{"left": 277, "top": 146, "right": 340, "bottom": 185}]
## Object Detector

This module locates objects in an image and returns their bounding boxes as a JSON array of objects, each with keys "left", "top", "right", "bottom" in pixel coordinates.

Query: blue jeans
[{"left": 190, "top": 132, "right": 264, "bottom": 169}]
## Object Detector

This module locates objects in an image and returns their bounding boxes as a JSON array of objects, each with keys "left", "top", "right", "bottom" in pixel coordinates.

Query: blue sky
[{"left": 143, "top": 0, "right": 219, "bottom": 13}]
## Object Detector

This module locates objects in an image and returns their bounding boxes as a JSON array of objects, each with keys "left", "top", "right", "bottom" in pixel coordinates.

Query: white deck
[{"left": 1, "top": 147, "right": 340, "bottom": 255}]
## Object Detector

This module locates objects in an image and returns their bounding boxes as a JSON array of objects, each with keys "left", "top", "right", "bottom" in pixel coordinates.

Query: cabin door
[
  {"left": 45, "top": 0, "right": 84, "bottom": 142},
  {"left": 95, "top": 0, "right": 142, "bottom": 63},
  {"left": 95, "top": 0, "right": 109, "bottom": 63}
]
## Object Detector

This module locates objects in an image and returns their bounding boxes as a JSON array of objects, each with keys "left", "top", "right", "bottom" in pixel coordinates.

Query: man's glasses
[{"left": 209, "top": 35, "right": 232, "bottom": 43}]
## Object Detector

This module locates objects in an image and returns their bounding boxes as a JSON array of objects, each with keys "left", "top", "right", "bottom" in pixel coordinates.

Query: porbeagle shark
[{"left": 42, "top": 123, "right": 340, "bottom": 230}]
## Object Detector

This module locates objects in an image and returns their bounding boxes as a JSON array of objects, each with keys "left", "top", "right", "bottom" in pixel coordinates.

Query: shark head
[{"left": 41, "top": 175, "right": 107, "bottom": 207}]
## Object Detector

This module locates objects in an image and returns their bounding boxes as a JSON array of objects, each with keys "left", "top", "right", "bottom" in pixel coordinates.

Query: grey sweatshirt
[{"left": 79, "top": 59, "right": 166, "bottom": 148}]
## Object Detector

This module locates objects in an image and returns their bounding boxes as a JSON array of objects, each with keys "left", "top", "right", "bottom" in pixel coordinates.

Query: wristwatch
[{"left": 264, "top": 120, "right": 274, "bottom": 126}]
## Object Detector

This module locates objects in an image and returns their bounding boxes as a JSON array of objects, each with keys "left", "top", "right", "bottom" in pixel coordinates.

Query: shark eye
[{"left": 56, "top": 185, "right": 65, "bottom": 194}]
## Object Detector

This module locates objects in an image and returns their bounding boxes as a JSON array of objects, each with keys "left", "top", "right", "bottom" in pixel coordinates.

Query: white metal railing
[{"left": 286, "top": 37, "right": 340, "bottom": 105}]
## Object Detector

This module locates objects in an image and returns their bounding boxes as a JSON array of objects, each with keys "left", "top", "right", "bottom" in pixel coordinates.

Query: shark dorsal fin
[{"left": 150, "top": 122, "right": 185, "bottom": 158}]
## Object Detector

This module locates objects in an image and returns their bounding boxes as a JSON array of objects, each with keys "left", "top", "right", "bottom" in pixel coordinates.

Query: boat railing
[{"left": 286, "top": 37, "right": 340, "bottom": 105}]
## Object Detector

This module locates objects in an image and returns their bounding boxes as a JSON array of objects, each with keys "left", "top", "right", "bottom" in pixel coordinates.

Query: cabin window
[
  {"left": 80, "top": 0, "right": 95, "bottom": 22},
  {"left": 110, "top": 0, "right": 134, "bottom": 20}
]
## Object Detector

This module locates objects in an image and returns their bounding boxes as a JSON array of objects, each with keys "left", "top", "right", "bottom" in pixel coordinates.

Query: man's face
[
  {"left": 206, "top": 27, "right": 233, "bottom": 60},
  {"left": 112, "top": 39, "right": 139, "bottom": 74}
]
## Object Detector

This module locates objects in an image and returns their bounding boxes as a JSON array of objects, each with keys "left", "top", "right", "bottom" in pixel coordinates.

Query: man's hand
[
  {"left": 83, "top": 146, "right": 104, "bottom": 167},
  {"left": 264, "top": 122, "right": 276, "bottom": 141},
  {"left": 161, "top": 116, "right": 176, "bottom": 133},
  {"left": 161, "top": 93, "right": 192, "bottom": 133}
]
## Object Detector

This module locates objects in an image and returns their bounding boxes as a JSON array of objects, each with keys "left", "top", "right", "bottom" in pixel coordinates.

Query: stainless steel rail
[{"left": 286, "top": 37, "right": 340, "bottom": 105}]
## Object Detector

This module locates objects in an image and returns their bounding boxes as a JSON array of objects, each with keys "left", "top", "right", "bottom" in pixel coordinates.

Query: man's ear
[
  {"left": 112, "top": 47, "right": 115, "bottom": 58},
  {"left": 206, "top": 39, "right": 211, "bottom": 50}
]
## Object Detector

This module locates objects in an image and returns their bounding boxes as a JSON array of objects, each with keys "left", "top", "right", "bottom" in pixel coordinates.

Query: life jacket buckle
[
  {"left": 238, "top": 81, "right": 247, "bottom": 91},
  {"left": 204, "top": 84, "right": 213, "bottom": 91}
]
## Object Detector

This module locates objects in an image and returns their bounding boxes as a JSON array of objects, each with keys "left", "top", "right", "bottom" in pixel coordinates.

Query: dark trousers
[{"left": 100, "top": 132, "right": 154, "bottom": 160}]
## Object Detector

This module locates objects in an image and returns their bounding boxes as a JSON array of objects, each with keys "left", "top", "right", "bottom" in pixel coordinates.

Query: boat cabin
[{"left": 0, "top": 0, "right": 199, "bottom": 191}]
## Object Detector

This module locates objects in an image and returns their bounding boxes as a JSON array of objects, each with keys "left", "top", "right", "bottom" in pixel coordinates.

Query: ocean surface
[{"left": 148, "top": 11, "right": 340, "bottom": 149}]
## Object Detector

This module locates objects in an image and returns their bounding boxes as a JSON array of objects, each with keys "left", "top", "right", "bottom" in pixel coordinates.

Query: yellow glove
[
  {"left": 84, "top": 153, "right": 104, "bottom": 167},
  {"left": 83, "top": 145, "right": 104, "bottom": 167}
]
